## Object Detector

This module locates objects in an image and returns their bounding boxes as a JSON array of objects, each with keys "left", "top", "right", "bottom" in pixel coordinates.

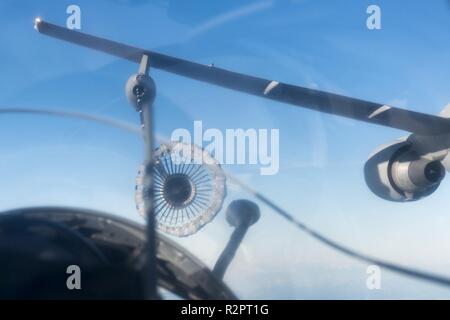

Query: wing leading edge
[{"left": 35, "top": 19, "right": 450, "bottom": 136}]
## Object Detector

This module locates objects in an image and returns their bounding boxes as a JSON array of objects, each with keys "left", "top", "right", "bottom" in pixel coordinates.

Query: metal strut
[{"left": 136, "top": 54, "right": 157, "bottom": 299}]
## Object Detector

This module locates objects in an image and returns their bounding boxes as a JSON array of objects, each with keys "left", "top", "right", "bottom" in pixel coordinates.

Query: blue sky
[{"left": 0, "top": 0, "right": 449, "bottom": 298}]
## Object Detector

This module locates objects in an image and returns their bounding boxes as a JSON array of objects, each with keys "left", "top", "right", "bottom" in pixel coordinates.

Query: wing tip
[{"left": 34, "top": 17, "right": 42, "bottom": 32}]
